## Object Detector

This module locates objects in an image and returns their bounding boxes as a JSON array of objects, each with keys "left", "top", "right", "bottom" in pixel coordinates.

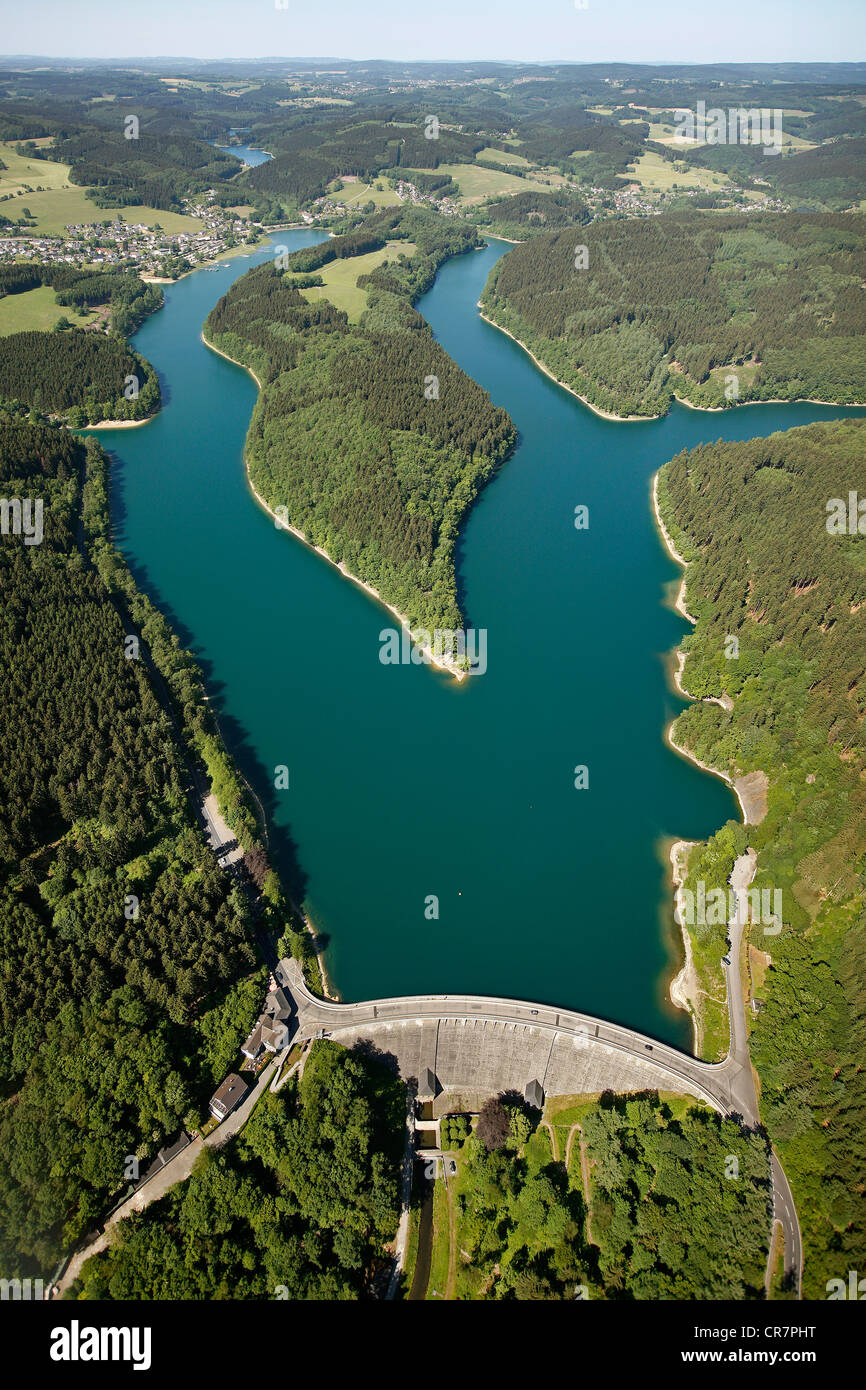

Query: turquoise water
[
  {"left": 214, "top": 143, "right": 272, "bottom": 167},
  {"left": 96, "top": 234, "right": 866, "bottom": 1045}
]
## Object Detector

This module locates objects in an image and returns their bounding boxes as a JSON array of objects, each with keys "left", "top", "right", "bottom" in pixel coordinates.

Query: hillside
[
  {"left": 481, "top": 213, "right": 866, "bottom": 417},
  {"left": 657, "top": 418, "right": 866, "bottom": 1293}
]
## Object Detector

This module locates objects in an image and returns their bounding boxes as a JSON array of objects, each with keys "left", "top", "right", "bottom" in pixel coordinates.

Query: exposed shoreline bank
[
  {"left": 477, "top": 308, "right": 650, "bottom": 421},
  {"left": 86, "top": 413, "right": 157, "bottom": 431},
  {"left": 668, "top": 839, "right": 701, "bottom": 1053},
  {"left": 477, "top": 307, "right": 865, "bottom": 421},
  {"left": 651, "top": 467, "right": 771, "bottom": 1051}
]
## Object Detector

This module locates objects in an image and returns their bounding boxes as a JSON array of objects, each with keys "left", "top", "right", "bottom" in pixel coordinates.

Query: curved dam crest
[{"left": 96, "top": 232, "right": 866, "bottom": 1049}]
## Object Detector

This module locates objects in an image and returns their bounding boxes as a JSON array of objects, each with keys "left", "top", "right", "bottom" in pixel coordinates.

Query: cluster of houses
[
  {"left": 207, "top": 975, "right": 293, "bottom": 1122},
  {"left": 0, "top": 199, "right": 256, "bottom": 275}
]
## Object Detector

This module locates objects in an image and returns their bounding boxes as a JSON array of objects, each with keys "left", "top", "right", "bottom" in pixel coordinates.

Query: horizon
[{"left": 2, "top": 0, "right": 863, "bottom": 66}]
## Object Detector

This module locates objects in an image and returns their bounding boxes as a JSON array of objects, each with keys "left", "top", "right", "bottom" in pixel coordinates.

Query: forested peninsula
[
  {"left": 481, "top": 213, "right": 866, "bottom": 418},
  {"left": 656, "top": 418, "right": 866, "bottom": 1294},
  {"left": 204, "top": 208, "right": 516, "bottom": 646}
]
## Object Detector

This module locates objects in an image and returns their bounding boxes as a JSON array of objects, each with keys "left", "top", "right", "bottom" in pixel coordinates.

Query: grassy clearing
[
  {"left": 337, "top": 179, "right": 401, "bottom": 208},
  {"left": 426, "top": 1174, "right": 451, "bottom": 1300},
  {"left": 299, "top": 240, "right": 417, "bottom": 321},
  {"left": 476, "top": 145, "right": 530, "bottom": 167},
  {"left": 0, "top": 284, "right": 98, "bottom": 335},
  {"left": 620, "top": 151, "right": 731, "bottom": 192},
  {"left": 0, "top": 142, "right": 72, "bottom": 196},
  {"left": 409, "top": 162, "right": 553, "bottom": 206}
]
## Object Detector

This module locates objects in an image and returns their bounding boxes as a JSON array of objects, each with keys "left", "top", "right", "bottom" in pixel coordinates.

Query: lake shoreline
[
  {"left": 652, "top": 468, "right": 772, "bottom": 1053},
  {"left": 201, "top": 331, "right": 467, "bottom": 686},
  {"left": 477, "top": 308, "right": 651, "bottom": 421},
  {"left": 668, "top": 839, "right": 701, "bottom": 1053},
  {"left": 477, "top": 307, "right": 866, "bottom": 420}
]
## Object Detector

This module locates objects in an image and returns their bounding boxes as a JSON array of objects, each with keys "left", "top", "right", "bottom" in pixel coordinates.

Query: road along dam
[{"left": 277, "top": 960, "right": 752, "bottom": 1119}]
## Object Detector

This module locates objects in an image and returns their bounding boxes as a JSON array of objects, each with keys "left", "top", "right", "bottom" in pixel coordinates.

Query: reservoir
[{"left": 97, "top": 233, "right": 866, "bottom": 1046}]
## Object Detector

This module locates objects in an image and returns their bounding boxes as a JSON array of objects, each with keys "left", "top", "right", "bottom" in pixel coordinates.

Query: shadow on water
[{"left": 99, "top": 451, "right": 312, "bottom": 907}]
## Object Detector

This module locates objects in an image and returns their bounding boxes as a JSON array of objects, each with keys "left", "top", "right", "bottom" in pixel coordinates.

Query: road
[
  {"left": 726, "top": 852, "right": 802, "bottom": 1297},
  {"left": 53, "top": 1058, "right": 279, "bottom": 1298},
  {"left": 279, "top": 945, "right": 803, "bottom": 1297}
]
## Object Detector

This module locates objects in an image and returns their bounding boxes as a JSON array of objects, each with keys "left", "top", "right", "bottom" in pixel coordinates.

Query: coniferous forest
[
  {"left": 204, "top": 208, "right": 516, "bottom": 637},
  {"left": 0, "top": 417, "right": 267, "bottom": 1274},
  {"left": 657, "top": 419, "right": 866, "bottom": 1294},
  {"left": 481, "top": 213, "right": 866, "bottom": 417}
]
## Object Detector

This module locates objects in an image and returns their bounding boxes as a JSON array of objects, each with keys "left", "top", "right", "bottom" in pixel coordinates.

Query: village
[{"left": 0, "top": 196, "right": 260, "bottom": 277}]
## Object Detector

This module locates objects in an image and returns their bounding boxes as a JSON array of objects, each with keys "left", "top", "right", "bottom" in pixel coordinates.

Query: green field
[
  {"left": 405, "top": 162, "right": 554, "bottom": 206},
  {"left": 299, "top": 240, "right": 417, "bottom": 321},
  {"left": 337, "top": 178, "right": 401, "bottom": 208},
  {"left": 619, "top": 150, "right": 732, "bottom": 192},
  {"left": 476, "top": 146, "right": 531, "bottom": 167},
  {"left": 0, "top": 143, "right": 200, "bottom": 236},
  {"left": 0, "top": 284, "right": 98, "bottom": 335},
  {"left": 0, "top": 142, "right": 72, "bottom": 196}
]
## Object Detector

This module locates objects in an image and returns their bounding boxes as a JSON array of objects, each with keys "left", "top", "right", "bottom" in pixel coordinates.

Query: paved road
[
  {"left": 53, "top": 1059, "right": 279, "bottom": 1298},
  {"left": 769, "top": 1152, "right": 803, "bottom": 1296},
  {"left": 280, "top": 947, "right": 803, "bottom": 1297},
  {"left": 281, "top": 962, "right": 744, "bottom": 1116}
]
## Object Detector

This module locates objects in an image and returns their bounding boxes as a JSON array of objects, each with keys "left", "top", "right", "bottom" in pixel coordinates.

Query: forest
[
  {"left": 469, "top": 189, "right": 590, "bottom": 241},
  {"left": 204, "top": 209, "right": 515, "bottom": 640},
  {"left": 70, "top": 1041, "right": 404, "bottom": 1299},
  {"left": 481, "top": 213, "right": 866, "bottom": 417},
  {"left": 433, "top": 1090, "right": 769, "bottom": 1299},
  {"left": 57, "top": 128, "right": 240, "bottom": 211},
  {"left": 0, "top": 329, "right": 159, "bottom": 423},
  {"left": 0, "top": 266, "right": 163, "bottom": 421},
  {"left": 0, "top": 415, "right": 279, "bottom": 1277},
  {"left": 657, "top": 418, "right": 866, "bottom": 1295}
]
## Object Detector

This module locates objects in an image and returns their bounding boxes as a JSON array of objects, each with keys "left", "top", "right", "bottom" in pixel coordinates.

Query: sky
[{"left": 1, "top": 0, "right": 864, "bottom": 66}]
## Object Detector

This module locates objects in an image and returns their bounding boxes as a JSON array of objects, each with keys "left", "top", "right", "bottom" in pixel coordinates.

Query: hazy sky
[{"left": 2, "top": 0, "right": 864, "bottom": 65}]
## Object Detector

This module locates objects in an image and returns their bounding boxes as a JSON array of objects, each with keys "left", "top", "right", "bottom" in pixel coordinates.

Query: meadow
[
  {"left": 299, "top": 240, "right": 418, "bottom": 320},
  {"left": 0, "top": 141, "right": 200, "bottom": 236},
  {"left": 0, "top": 284, "right": 97, "bottom": 335}
]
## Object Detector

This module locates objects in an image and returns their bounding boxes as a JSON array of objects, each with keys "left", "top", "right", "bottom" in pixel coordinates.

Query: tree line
[
  {"left": 481, "top": 212, "right": 866, "bottom": 416},
  {"left": 658, "top": 418, "right": 866, "bottom": 1294}
]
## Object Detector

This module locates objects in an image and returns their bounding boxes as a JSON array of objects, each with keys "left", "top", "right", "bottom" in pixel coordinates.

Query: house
[
  {"left": 241, "top": 985, "right": 292, "bottom": 1061},
  {"left": 265, "top": 986, "right": 291, "bottom": 1021},
  {"left": 418, "top": 1067, "right": 438, "bottom": 1102},
  {"left": 241, "top": 1022, "right": 265, "bottom": 1061},
  {"left": 262, "top": 1019, "right": 289, "bottom": 1053},
  {"left": 209, "top": 1073, "right": 249, "bottom": 1121}
]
